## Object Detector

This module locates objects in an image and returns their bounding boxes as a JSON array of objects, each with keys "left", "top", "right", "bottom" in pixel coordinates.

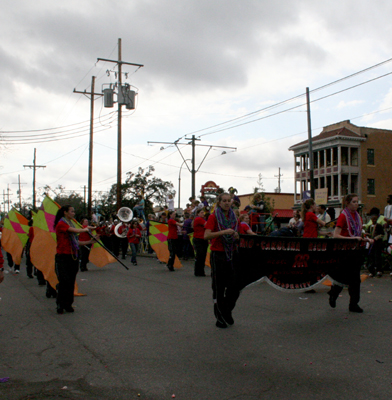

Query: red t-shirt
[
  {"left": 127, "top": 228, "right": 141, "bottom": 244},
  {"left": 78, "top": 224, "right": 90, "bottom": 242},
  {"left": 168, "top": 219, "right": 178, "bottom": 239},
  {"left": 336, "top": 211, "right": 363, "bottom": 237},
  {"left": 303, "top": 212, "right": 319, "bottom": 238},
  {"left": 239, "top": 222, "right": 251, "bottom": 235},
  {"left": 56, "top": 220, "right": 74, "bottom": 254},
  {"left": 205, "top": 213, "right": 238, "bottom": 252},
  {"left": 193, "top": 216, "right": 206, "bottom": 239}
]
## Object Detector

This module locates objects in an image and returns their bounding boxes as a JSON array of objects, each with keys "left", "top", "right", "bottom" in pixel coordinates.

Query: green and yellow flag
[
  {"left": 149, "top": 221, "right": 182, "bottom": 269},
  {"left": 1, "top": 208, "right": 29, "bottom": 265}
]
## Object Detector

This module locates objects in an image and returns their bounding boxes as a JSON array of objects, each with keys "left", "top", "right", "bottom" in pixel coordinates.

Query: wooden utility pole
[
  {"left": 73, "top": 76, "right": 102, "bottom": 218},
  {"left": 275, "top": 167, "right": 283, "bottom": 193},
  {"left": 97, "top": 38, "right": 144, "bottom": 211},
  {"left": 12, "top": 175, "right": 27, "bottom": 210},
  {"left": 24, "top": 148, "right": 46, "bottom": 210},
  {"left": 306, "top": 87, "right": 315, "bottom": 199},
  {"left": 148, "top": 138, "right": 236, "bottom": 199}
]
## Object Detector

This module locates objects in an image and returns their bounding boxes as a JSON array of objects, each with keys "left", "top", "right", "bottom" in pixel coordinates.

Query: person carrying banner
[
  {"left": 205, "top": 192, "right": 240, "bottom": 328},
  {"left": 238, "top": 214, "right": 257, "bottom": 235},
  {"left": 192, "top": 208, "right": 208, "bottom": 276},
  {"left": 54, "top": 205, "right": 96, "bottom": 315},
  {"left": 329, "top": 194, "right": 373, "bottom": 313},
  {"left": 301, "top": 199, "right": 326, "bottom": 238}
]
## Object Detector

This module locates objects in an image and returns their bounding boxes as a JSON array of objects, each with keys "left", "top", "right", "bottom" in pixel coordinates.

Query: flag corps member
[
  {"left": 54, "top": 205, "right": 96, "bottom": 315},
  {"left": 205, "top": 193, "right": 240, "bottom": 328}
]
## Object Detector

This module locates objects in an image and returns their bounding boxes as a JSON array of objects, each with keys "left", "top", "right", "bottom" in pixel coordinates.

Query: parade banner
[
  {"left": 149, "top": 221, "right": 182, "bottom": 269},
  {"left": 1, "top": 208, "right": 29, "bottom": 265},
  {"left": 238, "top": 235, "right": 366, "bottom": 292}
]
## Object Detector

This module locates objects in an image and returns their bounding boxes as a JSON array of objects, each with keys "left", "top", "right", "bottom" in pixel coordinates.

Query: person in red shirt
[
  {"left": 329, "top": 194, "right": 373, "bottom": 313},
  {"left": 192, "top": 209, "right": 208, "bottom": 276},
  {"left": 166, "top": 211, "right": 183, "bottom": 271},
  {"left": 204, "top": 193, "right": 240, "bottom": 328},
  {"left": 127, "top": 220, "right": 141, "bottom": 266},
  {"left": 238, "top": 214, "right": 257, "bottom": 235},
  {"left": 301, "top": 199, "right": 326, "bottom": 238},
  {"left": 54, "top": 205, "right": 96, "bottom": 315}
]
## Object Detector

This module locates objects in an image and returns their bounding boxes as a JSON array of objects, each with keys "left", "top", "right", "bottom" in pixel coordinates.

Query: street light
[{"left": 178, "top": 159, "right": 191, "bottom": 209}]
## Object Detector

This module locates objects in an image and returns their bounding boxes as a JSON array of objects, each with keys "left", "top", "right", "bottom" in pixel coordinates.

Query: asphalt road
[{"left": 1, "top": 252, "right": 392, "bottom": 400}]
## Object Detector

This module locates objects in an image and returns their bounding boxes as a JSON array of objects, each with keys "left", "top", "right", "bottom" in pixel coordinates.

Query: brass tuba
[{"left": 114, "top": 207, "right": 133, "bottom": 238}]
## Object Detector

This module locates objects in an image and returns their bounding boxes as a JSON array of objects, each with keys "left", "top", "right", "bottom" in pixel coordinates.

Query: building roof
[{"left": 289, "top": 126, "right": 365, "bottom": 150}]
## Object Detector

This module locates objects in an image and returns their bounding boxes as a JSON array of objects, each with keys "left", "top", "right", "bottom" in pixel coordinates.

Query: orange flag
[
  {"left": 1, "top": 208, "right": 29, "bottom": 265},
  {"left": 148, "top": 221, "right": 182, "bottom": 269}
]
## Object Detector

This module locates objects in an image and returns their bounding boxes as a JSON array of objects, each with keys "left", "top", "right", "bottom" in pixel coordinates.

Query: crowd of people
[{"left": 1, "top": 190, "right": 392, "bottom": 328}]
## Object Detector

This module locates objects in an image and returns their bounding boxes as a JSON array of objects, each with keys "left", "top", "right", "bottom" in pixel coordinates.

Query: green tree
[
  {"left": 39, "top": 185, "right": 86, "bottom": 220},
  {"left": 106, "top": 166, "right": 175, "bottom": 216}
]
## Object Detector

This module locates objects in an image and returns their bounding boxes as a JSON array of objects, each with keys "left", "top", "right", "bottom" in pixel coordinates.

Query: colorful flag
[
  {"left": 30, "top": 195, "right": 116, "bottom": 293},
  {"left": 1, "top": 208, "right": 29, "bottom": 265},
  {"left": 148, "top": 221, "right": 182, "bottom": 269}
]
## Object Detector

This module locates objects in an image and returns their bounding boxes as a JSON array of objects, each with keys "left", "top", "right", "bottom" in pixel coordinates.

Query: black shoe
[
  {"left": 65, "top": 306, "right": 74, "bottom": 313},
  {"left": 349, "top": 304, "right": 363, "bottom": 313},
  {"left": 305, "top": 289, "right": 316, "bottom": 293},
  {"left": 167, "top": 265, "right": 174, "bottom": 271},
  {"left": 80, "top": 268, "right": 88, "bottom": 272},
  {"left": 215, "top": 320, "right": 228, "bottom": 329},
  {"left": 56, "top": 306, "right": 64, "bottom": 315},
  {"left": 222, "top": 311, "right": 234, "bottom": 326},
  {"left": 194, "top": 272, "right": 206, "bottom": 277},
  {"left": 27, "top": 274, "right": 34, "bottom": 279},
  {"left": 328, "top": 292, "right": 337, "bottom": 308},
  {"left": 122, "top": 256, "right": 126, "bottom": 260},
  {"left": 38, "top": 281, "right": 46, "bottom": 286}
]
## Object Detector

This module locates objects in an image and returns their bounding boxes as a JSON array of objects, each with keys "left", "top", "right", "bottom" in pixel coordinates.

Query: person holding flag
[{"left": 54, "top": 205, "right": 96, "bottom": 315}]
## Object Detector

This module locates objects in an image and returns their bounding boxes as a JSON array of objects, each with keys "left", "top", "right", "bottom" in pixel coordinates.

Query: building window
[
  {"left": 341, "top": 147, "right": 348, "bottom": 166},
  {"left": 367, "top": 149, "right": 375, "bottom": 165},
  {"left": 351, "top": 148, "right": 358, "bottom": 166},
  {"left": 367, "top": 179, "right": 375, "bottom": 195}
]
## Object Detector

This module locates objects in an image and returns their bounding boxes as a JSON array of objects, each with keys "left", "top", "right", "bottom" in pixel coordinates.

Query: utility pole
[
  {"left": 97, "top": 38, "right": 144, "bottom": 211},
  {"left": 74, "top": 76, "right": 103, "bottom": 218},
  {"left": 12, "top": 175, "right": 27, "bottom": 210},
  {"left": 6, "top": 185, "right": 12, "bottom": 213},
  {"left": 148, "top": 137, "right": 236, "bottom": 199},
  {"left": 306, "top": 87, "right": 315, "bottom": 199},
  {"left": 274, "top": 167, "right": 283, "bottom": 193},
  {"left": 23, "top": 148, "right": 46, "bottom": 210}
]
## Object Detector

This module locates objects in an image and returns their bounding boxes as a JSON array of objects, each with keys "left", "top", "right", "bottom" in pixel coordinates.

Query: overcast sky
[{"left": 1, "top": 0, "right": 392, "bottom": 210}]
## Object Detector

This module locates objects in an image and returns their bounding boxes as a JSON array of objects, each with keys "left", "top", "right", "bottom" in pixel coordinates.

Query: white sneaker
[{"left": 15, "top": 270, "right": 20, "bottom": 274}]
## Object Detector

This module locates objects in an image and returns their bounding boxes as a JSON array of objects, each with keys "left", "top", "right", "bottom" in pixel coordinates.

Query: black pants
[
  {"left": 80, "top": 245, "right": 91, "bottom": 271},
  {"left": 25, "top": 242, "right": 33, "bottom": 277},
  {"left": 211, "top": 251, "right": 241, "bottom": 320},
  {"left": 193, "top": 238, "right": 208, "bottom": 275},
  {"left": 167, "top": 239, "right": 179, "bottom": 268},
  {"left": 55, "top": 254, "right": 79, "bottom": 308},
  {"left": 329, "top": 274, "right": 361, "bottom": 306}
]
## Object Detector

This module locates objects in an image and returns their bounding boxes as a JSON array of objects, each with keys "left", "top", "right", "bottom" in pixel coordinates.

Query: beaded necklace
[
  {"left": 61, "top": 217, "right": 80, "bottom": 259},
  {"left": 342, "top": 208, "right": 362, "bottom": 237},
  {"left": 215, "top": 206, "right": 238, "bottom": 261}
]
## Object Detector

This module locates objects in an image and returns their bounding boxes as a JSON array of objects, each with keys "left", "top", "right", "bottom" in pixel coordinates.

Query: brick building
[{"left": 289, "top": 120, "right": 392, "bottom": 214}]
